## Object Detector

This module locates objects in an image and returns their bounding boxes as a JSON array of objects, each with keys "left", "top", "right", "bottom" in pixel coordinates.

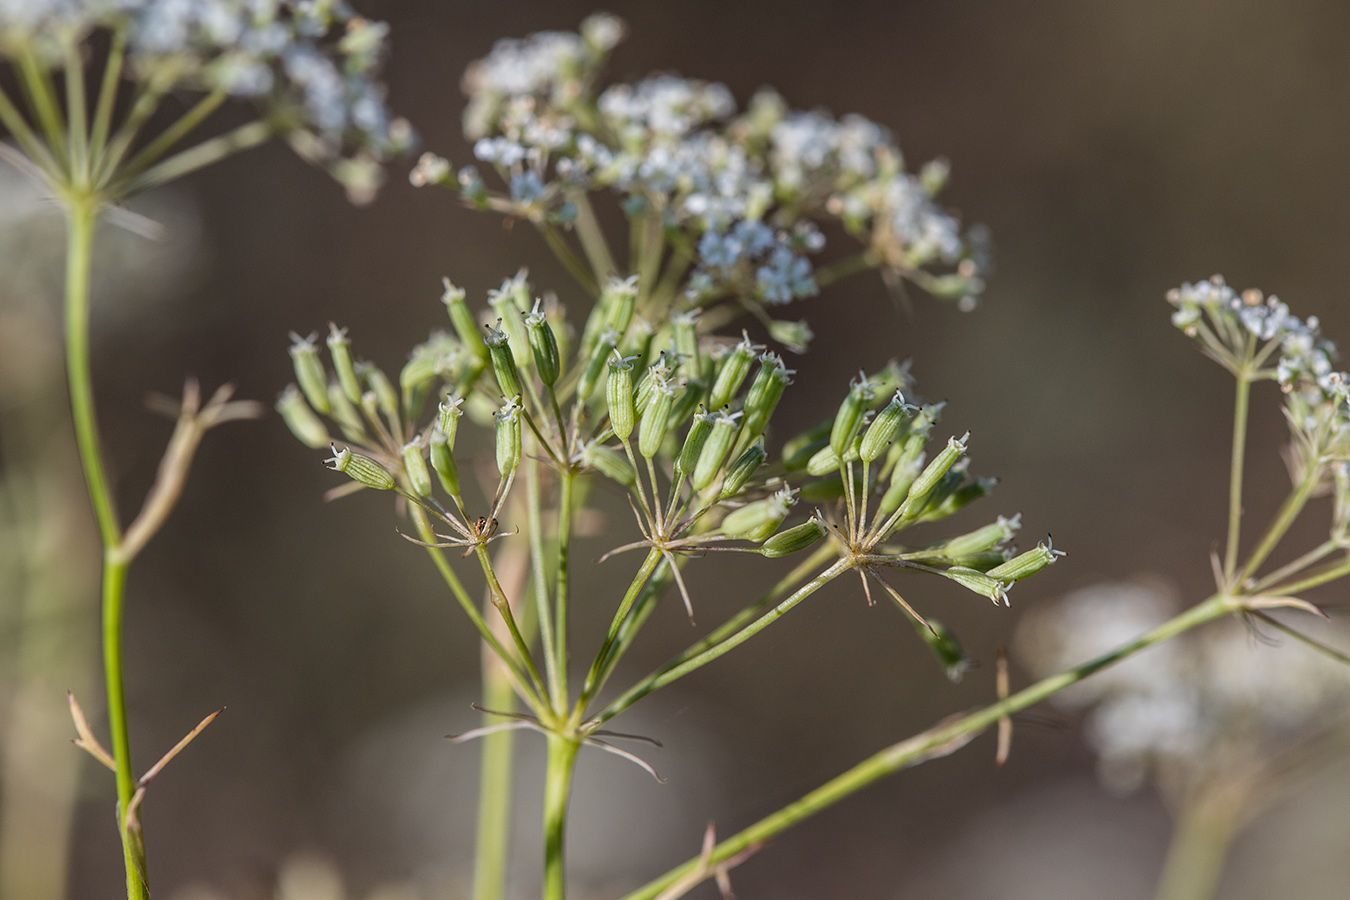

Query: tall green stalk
[
  {"left": 543, "top": 733, "right": 581, "bottom": 900},
  {"left": 63, "top": 197, "right": 150, "bottom": 900}
]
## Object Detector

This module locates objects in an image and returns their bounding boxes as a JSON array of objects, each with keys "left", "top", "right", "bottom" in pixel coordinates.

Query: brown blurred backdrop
[{"left": 6, "top": 0, "right": 1350, "bottom": 898}]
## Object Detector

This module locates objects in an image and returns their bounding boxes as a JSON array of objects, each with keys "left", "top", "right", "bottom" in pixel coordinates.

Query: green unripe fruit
[
  {"left": 326, "top": 324, "right": 362, "bottom": 404},
  {"left": 638, "top": 379, "right": 676, "bottom": 459},
  {"left": 693, "top": 409, "right": 742, "bottom": 491},
  {"left": 860, "top": 391, "right": 913, "bottom": 463},
  {"left": 484, "top": 319, "right": 523, "bottom": 399},
  {"left": 709, "top": 334, "right": 757, "bottom": 410},
  {"left": 607, "top": 352, "right": 637, "bottom": 441},
  {"left": 276, "top": 385, "right": 329, "bottom": 449},
  {"left": 494, "top": 399, "right": 522, "bottom": 477},
  {"left": 429, "top": 429, "right": 461, "bottom": 498},
  {"left": 289, "top": 333, "right": 331, "bottom": 415},
  {"left": 326, "top": 446, "right": 396, "bottom": 491},
  {"left": 720, "top": 441, "right": 766, "bottom": 499},
  {"left": 525, "top": 301, "right": 561, "bottom": 386},
  {"left": 760, "top": 519, "right": 825, "bottom": 558},
  {"left": 441, "top": 279, "right": 488, "bottom": 359},
  {"left": 402, "top": 441, "right": 432, "bottom": 497}
]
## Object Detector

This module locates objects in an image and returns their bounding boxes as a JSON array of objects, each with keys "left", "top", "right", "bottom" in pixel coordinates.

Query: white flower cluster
[
  {"left": 1, "top": 0, "right": 410, "bottom": 172},
  {"left": 1017, "top": 581, "right": 1350, "bottom": 794},
  {"left": 438, "top": 14, "right": 985, "bottom": 312},
  {"left": 1168, "top": 276, "right": 1350, "bottom": 502}
]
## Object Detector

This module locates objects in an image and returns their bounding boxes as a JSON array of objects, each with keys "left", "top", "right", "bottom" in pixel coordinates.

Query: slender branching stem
[
  {"left": 1262, "top": 555, "right": 1350, "bottom": 598},
  {"left": 476, "top": 546, "right": 549, "bottom": 700},
  {"left": 17, "top": 49, "right": 68, "bottom": 161},
  {"left": 537, "top": 222, "right": 600, "bottom": 297},
  {"left": 97, "top": 70, "right": 175, "bottom": 185},
  {"left": 0, "top": 80, "right": 62, "bottom": 178},
  {"left": 1250, "top": 539, "right": 1339, "bottom": 594},
  {"left": 568, "top": 190, "right": 617, "bottom": 280},
  {"left": 812, "top": 251, "right": 874, "bottom": 289},
  {"left": 411, "top": 507, "right": 543, "bottom": 710},
  {"left": 595, "top": 558, "right": 852, "bottom": 726},
  {"left": 62, "top": 38, "right": 89, "bottom": 182},
  {"left": 118, "top": 88, "right": 229, "bottom": 183},
  {"left": 578, "top": 549, "right": 663, "bottom": 710},
  {"left": 88, "top": 27, "right": 128, "bottom": 162},
  {"left": 118, "top": 119, "right": 272, "bottom": 195},
  {"left": 1223, "top": 366, "right": 1252, "bottom": 584},
  {"left": 618, "top": 593, "right": 1237, "bottom": 900},
  {"left": 1239, "top": 463, "right": 1323, "bottom": 585}
]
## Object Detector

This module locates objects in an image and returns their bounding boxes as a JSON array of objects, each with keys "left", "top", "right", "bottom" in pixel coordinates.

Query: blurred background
[{"left": 5, "top": 0, "right": 1350, "bottom": 897}]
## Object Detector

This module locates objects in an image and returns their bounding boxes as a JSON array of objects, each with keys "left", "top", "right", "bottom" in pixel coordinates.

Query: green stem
[
  {"left": 17, "top": 49, "right": 67, "bottom": 162},
  {"left": 1239, "top": 464, "right": 1322, "bottom": 585},
  {"left": 472, "top": 691, "right": 518, "bottom": 900},
  {"left": 1152, "top": 790, "right": 1242, "bottom": 900},
  {"left": 0, "top": 79, "right": 62, "bottom": 176},
  {"left": 476, "top": 546, "right": 548, "bottom": 699},
  {"left": 543, "top": 733, "right": 581, "bottom": 900},
  {"left": 117, "top": 119, "right": 272, "bottom": 195},
  {"left": 63, "top": 198, "right": 148, "bottom": 900},
  {"left": 618, "top": 593, "right": 1236, "bottom": 900},
  {"left": 812, "top": 252, "right": 874, "bottom": 289},
  {"left": 63, "top": 38, "right": 89, "bottom": 183},
  {"left": 1262, "top": 555, "right": 1350, "bottom": 597},
  {"left": 595, "top": 559, "right": 851, "bottom": 726},
  {"left": 537, "top": 223, "right": 600, "bottom": 297},
  {"left": 568, "top": 190, "right": 618, "bottom": 280},
  {"left": 412, "top": 507, "right": 542, "bottom": 709},
  {"left": 1223, "top": 371, "right": 1251, "bottom": 584},
  {"left": 526, "top": 457, "right": 562, "bottom": 711},
  {"left": 117, "top": 88, "right": 229, "bottom": 183},
  {"left": 88, "top": 27, "right": 128, "bottom": 162},
  {"left": 1250, "top": 539, "right": 1338, "bottom": 594},
  {"left": 555, "top": 471, "right": 574, "bottom": 704},
  {"left": 577, "top": 549, "right": 663, "bottom": 710}
]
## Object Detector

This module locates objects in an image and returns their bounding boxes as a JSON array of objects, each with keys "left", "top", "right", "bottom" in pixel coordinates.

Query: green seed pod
[
  {"left": 720, "top": 440, "right": 766, "bottom": 498},
  {"left": 437, "top": 396, "right": 464, "bottom": 448},
  {"left": 402, "top": 440, "right": 432, "bottom": 496},
  {"left": 525, "top": 300, "right": 561, "bottom": 386},
  {"left": 580, "top": 441, "right": 636, "bottom": 486},
  {"left": 488, "top": 283, "right": 533, "bottom": 369},
  {"left": 672, "top": 310, "right": 703, "bottom": 379},
  {"left": 359, "top": 365, "right": 400, "bottom": 434},
  {"left": 806, "top": 432, "right": 862, "bottom": 476},
  {"left": 901, "top": 433, "right": 969, "bottom": 516},
  {"left": 860, "top": 390, "right": 913, "bottom": 463},
  {"left": 484, "top": 319, "right": 523, "bottom": 399},
  {"left": 607, "top": 352, "right": 638, "bottom": 441},
  {"left": 940, "top": 514, "right": 1020, "bottom": 559},
  {"left": 920, "top": 474, "right": 996, "bottom": 523},
  {"left": 709, "top": 334, "right": 758, "bottom": 410},
  {"left": 800, "top": 474, "right": 846, "bottom": 502},
  {"left": 327, "top": 383, "right": 366, "bottom": 442},
  {"left": 693, "top": 409, "right": 743, "bottom": 491},
  {"left": 988, "top": 540, "right": 1065, "bottom": 583},
  {"left": 830, "top": 376, "right": 877, "bottom": 458},
  {"left": 913, "top": 618, "right": 972, "bottom": 682},
  {"left": 326, "top": 324, "right": 363, "bottom": 404},
  {"left": 603, "top": 274, "right": 639, "bottom": 336},
  {"left": 876, "top": 457, "right": 923, "bottom": 519},
  {"left": 675, "top": 407, "right": 713, "bottom": 478},
  {"left": 638, "top": 378, "right": 677, "bottom": 459},
  {"left": 634, "top": 351, "right": 674, "bottom": 418},
  {"left": 741, "top": 352, "right": 794, "bottom": 442},
  {"left": 429, "top": 428, "right": 461, "bottom": 497},
  {"left": 667, "top": 378, "right": 705, "bottom": 431},
  {"left": 760, "top": 518, "right": 825, "bottom": 558},
  {"left": 289, "top": 333, "right": 331, "bottom": 415},
  {"left": 942, "top": 565, "right": 1009, "bottom": 606},
  {"left": 721, "top": 487, "right": 797, "bottom": 542},
  {"left": 326, "top": 446, "right": 396, "bottom": 491},
  {"left": 276, "top": 384, "right": 330, "bottom": 449},
  {"left": 782, "top": 420, "right": 832, "bottom": 471},
  {"left": 620, "top": 317, "right": 655, "bottom": 370},
  {"left": 494, "top": 398, "right": 522, "bottom": 477},
  {"left": 767, "top": 319, "right": 813, "bottom": 354},
  {"left": 577, "top": 328, "right": 619, "bottom": 402},
  {"left": 442, "top": 278, "right": 488, "bottom": 360}
]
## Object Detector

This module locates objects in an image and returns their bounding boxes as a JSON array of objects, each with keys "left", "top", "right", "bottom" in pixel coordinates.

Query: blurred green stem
[
  {"left": 63, "top": 197, "right": 149, "bottom": 900},
  {"left": 618, "top": 593, "right": 1237, "bottom": 900},
  {"left": 1153, "top": 787, "right": 1243, "bottom": 900}
]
